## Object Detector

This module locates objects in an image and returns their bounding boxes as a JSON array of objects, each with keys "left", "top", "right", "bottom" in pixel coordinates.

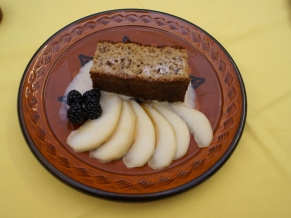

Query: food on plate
[
  {"left": 152, "top": 102, "right": 190, "bottom": 160},
  {"left": 82, "top": 88, "right": 101, "bottom": 102},
  {"left": 66, "top": 89, "right": 102, "bottom": 124},
  {"left": 123, "top": 100, "right": 156, "bottom": 168},
  {"left": 90, "top": 41, "right": 190, "bottom": 102},
  {"left": 90, "top": 100, "right": 136, "bottom": 162},
  {"left": 66, "top": 92, "right": 122, "bottom": 152},
  {"left": 83, "top": 97, "right": 103, "bottom": 120},
  {"left": 67, "top": 90, "right": 83, "bottom": 106},
  {"left": 63, "top": 41, "right": 213, "bottom": 170},
  {"left": 142, "top": 104, "right": 176, "bottom": 170},
  {"left": 169, "top": 102, "right": 213, "bottom": 148},
  {"left": 67, "top": 102, "right": 87, "bottom": 125}
]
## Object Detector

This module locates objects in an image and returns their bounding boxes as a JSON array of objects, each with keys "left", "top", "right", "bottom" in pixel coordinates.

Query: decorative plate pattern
[{"left": 18, "top": 9, "right": 246, "bottom": 201}]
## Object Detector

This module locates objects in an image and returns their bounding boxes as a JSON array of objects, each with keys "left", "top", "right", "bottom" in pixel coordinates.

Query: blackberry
[
  {"left": 82, "top": 88, "right": 101, "bottom": 103},
  {"left": 84, "top": 98, "right": 102, "bottom": 120},
  {"left": 67, "top": 102, "right": 87, "bottom": 125},
  {"left": 67, "top": 90, "right": 82, "bottom": 106}
]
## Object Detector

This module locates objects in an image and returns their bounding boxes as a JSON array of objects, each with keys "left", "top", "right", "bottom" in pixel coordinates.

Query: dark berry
[
  {"left": 82, "top": 88, "right": 101, "bottom": 103},
  {"left": 67, "top": 102, "right": 87, "bottom": 124},
  {"left": 84, "top": 98, "right": 102, "bottom": 120},
  {"left": 67, "top": 90, "right": 82, "bottom": 106}
]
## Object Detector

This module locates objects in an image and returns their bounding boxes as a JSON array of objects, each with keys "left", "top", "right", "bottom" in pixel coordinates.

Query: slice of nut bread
[{"left": 90, "top": 41, "right": 190, "bottom": 102}]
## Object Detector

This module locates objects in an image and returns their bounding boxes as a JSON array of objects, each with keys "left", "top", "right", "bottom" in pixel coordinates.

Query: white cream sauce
[
  {"left": 184, "top": 82, "right": 196, "bottom": 108},
  {"left": 59, "top": 61, "right": 93, "bottom": 121}
]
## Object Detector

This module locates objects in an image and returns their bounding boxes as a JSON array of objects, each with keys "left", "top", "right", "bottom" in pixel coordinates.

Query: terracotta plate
[{"left": 18, "top": 9, "right": 246, "bottom": 201}]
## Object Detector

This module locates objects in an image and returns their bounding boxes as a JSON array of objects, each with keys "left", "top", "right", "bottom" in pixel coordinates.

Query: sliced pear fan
[
  {"left": 90, "top": 100, "right": 136, "bottom": 162},
  {"left": 152, "top": 102, "right": 190, "bottom": 160},
  {"left": 169, "top": 102, "right": 213, "bottom": 148},
  {"left": 67, "top": 92, "right": 123, "bottom": 152},
  {"left": 122, "top": 100, "right": 156, "bottom": 168},
  {"left": 142, "top": 104, "right": 176, "bottom": 170}
]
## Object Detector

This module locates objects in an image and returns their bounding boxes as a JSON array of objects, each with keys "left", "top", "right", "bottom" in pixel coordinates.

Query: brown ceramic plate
[{"left": 18, "top": 9, "right": 246, "bottom": 201}]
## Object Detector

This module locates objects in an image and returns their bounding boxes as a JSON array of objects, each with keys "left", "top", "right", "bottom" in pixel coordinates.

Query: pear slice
[
  {"left": 169, "top": 102, "right": 213, "bottom": 148},
  {"left": 152, "top": 102, "right": 190, "bottom": 160},
  {"left": 67, "top": 92, "right": 122, "bottom": 152},
  {"left": 90, "top": 100, "right": 137, "bottom": 162},
  {"left": 122, "top": 100, "right": 156, "bottom": 168},
  {"left": 142, "top": 104, "right": 176, "bottom": 170}
]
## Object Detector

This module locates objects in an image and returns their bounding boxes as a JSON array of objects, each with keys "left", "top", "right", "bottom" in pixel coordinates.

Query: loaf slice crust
[{"left": 90, "top": 41, "right": 190, "bottom": 102}]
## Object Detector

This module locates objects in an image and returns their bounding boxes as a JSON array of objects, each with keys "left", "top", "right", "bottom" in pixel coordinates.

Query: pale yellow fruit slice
[
  {"left": 142, "top": 104, "right": 176, "bottom": 170},
  {"left": 90, "top": 100, "right": 137, "bottom": 162},
  {"left": 169, "top": 102, "right": 213, "bottom": 148},
  {"left": 67, "top": 92, "right": 122, "bottom": 152},
  {"left": 152, "top": 102, "right": 190, "bottom": 160},
  {"left": 123, "top": 100, "right": 156, "bottom": 168}
]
